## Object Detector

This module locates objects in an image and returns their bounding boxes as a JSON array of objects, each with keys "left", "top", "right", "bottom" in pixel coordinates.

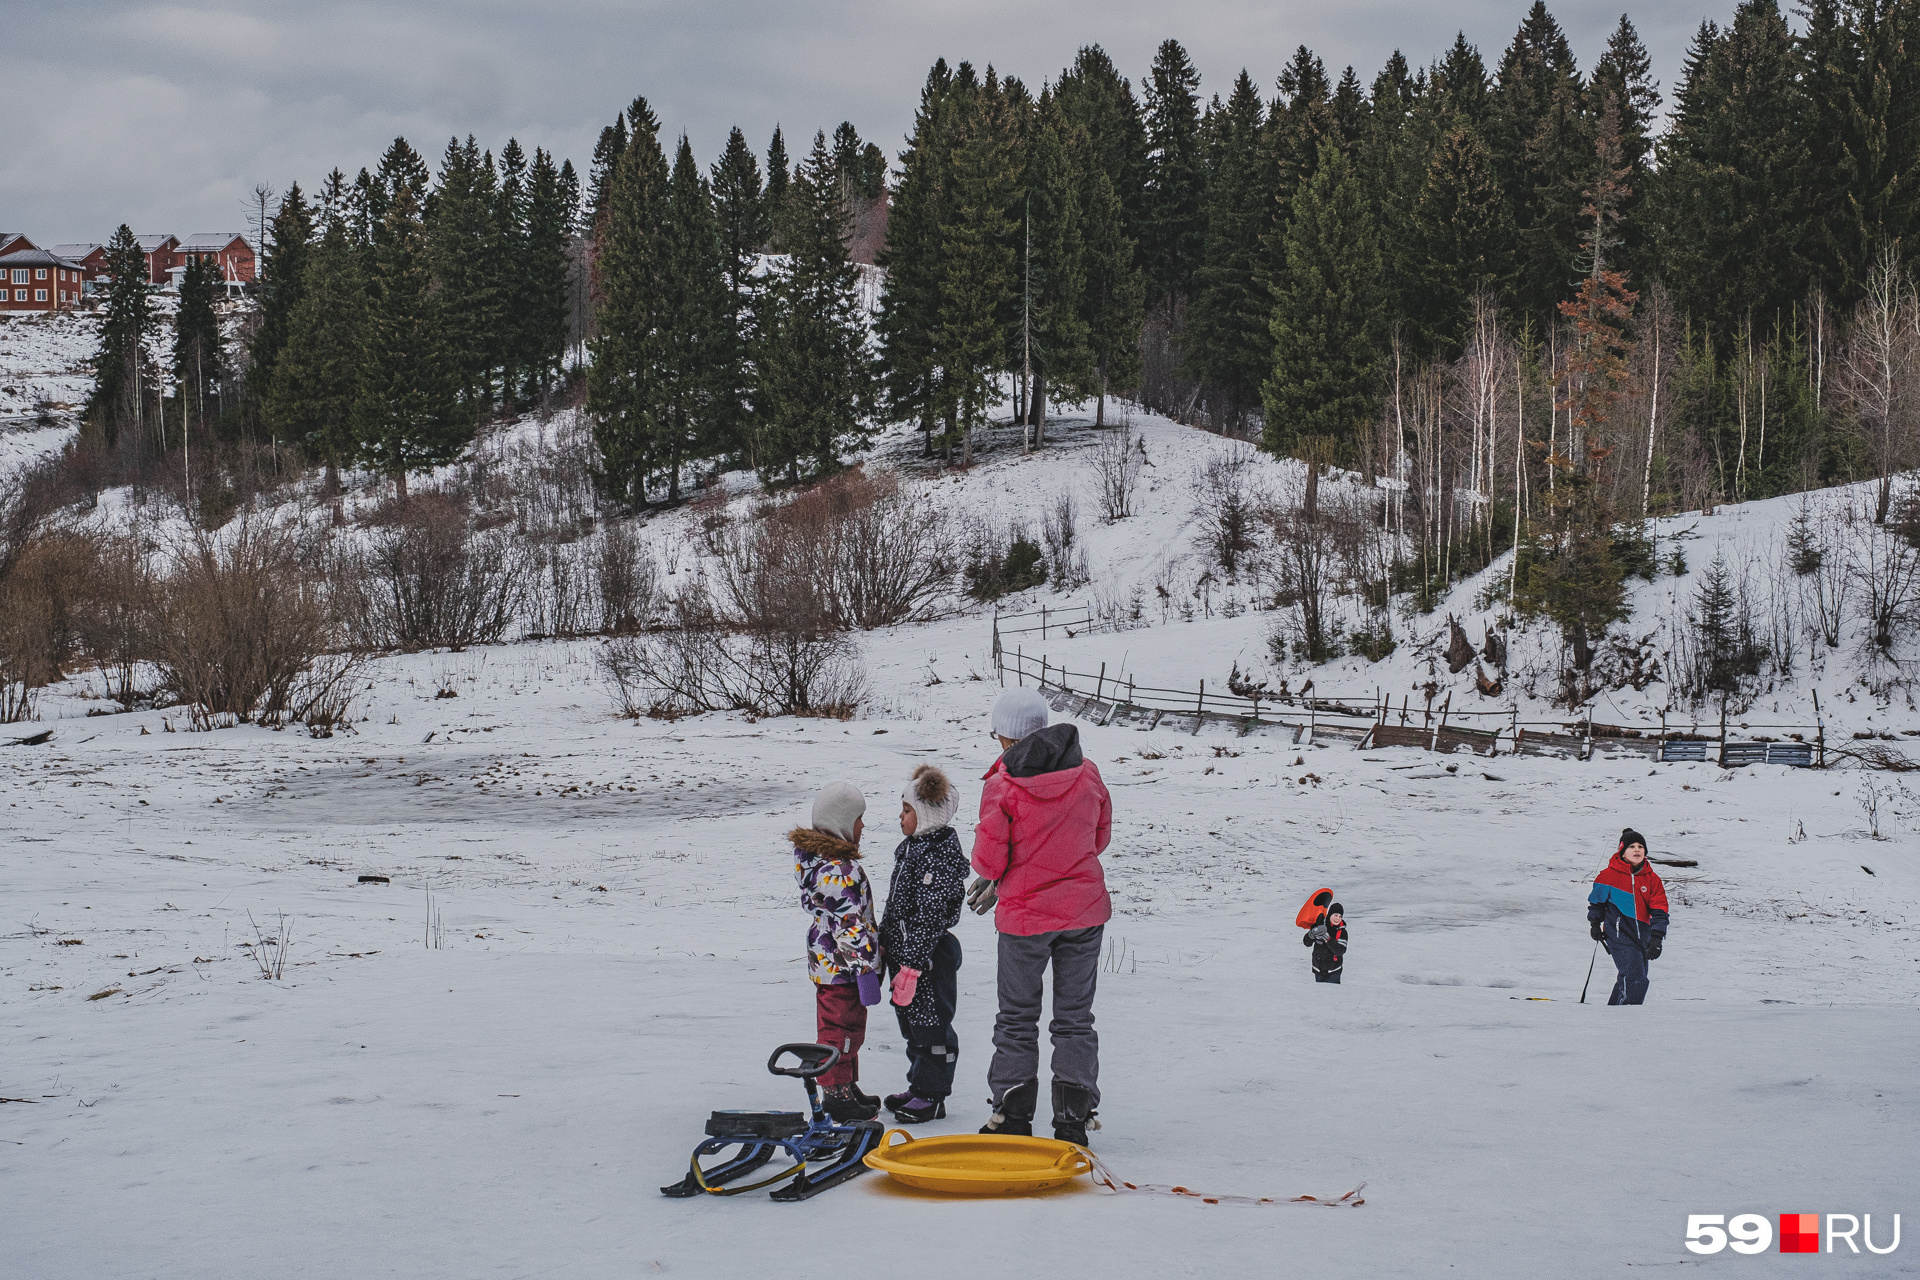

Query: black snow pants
[
  {"left": 1604, "top": 914, "right": 1651, "bottom": 1005},
  {"left": 894, "top": 931, "right": 961, "bottom": 1100}
]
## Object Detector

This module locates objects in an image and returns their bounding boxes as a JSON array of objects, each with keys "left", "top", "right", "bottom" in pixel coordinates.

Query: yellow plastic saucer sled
[{"left": 862, "top": 1128, "right": 1093, "bottom": 1195}]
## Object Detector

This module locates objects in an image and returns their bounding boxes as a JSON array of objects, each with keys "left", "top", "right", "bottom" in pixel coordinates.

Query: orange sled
[{"left": 1295, "top": 888, "right": 1334, "bottom": 929}]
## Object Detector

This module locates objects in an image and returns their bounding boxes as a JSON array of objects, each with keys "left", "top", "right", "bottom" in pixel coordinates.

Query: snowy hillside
[{"left": 5, "top": 400, "right": 1918, "bottom": 1276}]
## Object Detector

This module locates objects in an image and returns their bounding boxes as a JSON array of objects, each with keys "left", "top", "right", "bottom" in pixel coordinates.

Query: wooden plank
[{"left": 1364, "top": 724, "right": 1431, "bottom": 752}]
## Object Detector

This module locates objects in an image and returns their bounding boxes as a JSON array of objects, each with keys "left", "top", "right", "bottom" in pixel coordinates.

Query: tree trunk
[
  {"left": 395, "top": 469, "right": 409, "bottom": 502},
  {"left": 1032, "top": 378, "right": 1048, "bottom": 446},
  {"left": 1096, "top": 370, "right": 1107, "bottom": 428}
]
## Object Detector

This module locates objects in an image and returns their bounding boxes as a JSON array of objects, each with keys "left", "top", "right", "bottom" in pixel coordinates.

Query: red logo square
[{"left": 1780, "top": 1213, "right": 1821, "bottom": 1253}]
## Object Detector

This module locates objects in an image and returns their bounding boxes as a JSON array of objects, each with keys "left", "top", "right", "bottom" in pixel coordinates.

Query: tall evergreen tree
[
  {"left": 87, "top": 225, "right": 155, "bottom": 449},
  {"left": 757, "top": 132, "right": 877, "bottom": 486},
  {"left": 353, "top": 182, "right": 470, "bottom": 498},
  {"left": 1023, "top": 93, "right": 1096, "bottom": 433},
  {"left": 267, "top": 214, "right": 366, "bottom": 498},
  {"left": 655, "top": 135, "right": 729, "bottom": 500},
  {"left": 172, "top": 255, "right": 223, "bottom": 435},
  {"left": 1590, "top": 15, "right": 1661, "bottom": 286},
  {"left": 1263, "top": 140, "right": 1384, "bottom": 454},
  {"left": 588, "top": 97, "right": 672, "bottom": 506},
  {"left": 1185, "top": 70, "right": 1273, "bottom": 432},
  {"left": 427, "top": 136, "right": 504, "bottom": 412},
  {"left": 1435, "top": 31, "right": 1493, "bottom": 128},
  {"left": 934, "top": 92, "right": 1017, "bottom": 458},
  {"left": 1489, "top": 3, "right": 1591, "bottom": 324},
  {"left": 1054, "top": 45, "right": 1150, "bottom": 254},
  {"left": 709, "top": 126, "right": 766, "bottom": 460},
  {"left": 1141, "top": 39, "right": 1206, "bottom": 313},
  {"left": 765, "top": 126, "right": 793, "bottom": 249},
  {"left": 1408, "top": 120, "right": 1512, "bottom": 355},
  {"left": 1081, "top": 160, "right": 1146, "bottom": 426},
  {"left": 587, "top": 116, "right": 628, "bottom": 235},
  {"left": 1653, "top": 2, "right": 1811, "bottom": 339},
  {"left": 246, "top": 182, "right": 313, "bottom": 433},
  {"left": 495, "top": 137, "right": 532, "bottom": 403},
  {"left": 523, "top": 147, "right": 575, "bottom": 398},
  {"left": 878, "top": 60, "right": 960, "bottom": 454}
]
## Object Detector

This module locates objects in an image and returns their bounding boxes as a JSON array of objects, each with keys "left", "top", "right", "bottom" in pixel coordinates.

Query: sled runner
[{"left": 660, "top": 1042, "right": 882, "bottom": 1202}]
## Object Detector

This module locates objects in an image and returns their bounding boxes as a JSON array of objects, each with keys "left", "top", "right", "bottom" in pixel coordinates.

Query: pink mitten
[{"left": 891, "top": 967, "right": 921, "bottom": 1006}]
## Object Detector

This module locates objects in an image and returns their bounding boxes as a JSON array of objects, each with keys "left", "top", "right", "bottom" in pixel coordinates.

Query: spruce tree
[
  {"left": 495, "top": 138, "right": 532, "bottom": 404},
  {"left": 711, "top": 126, "right": 768, "bottom": 461},
  {"left": 172, "top": 255, "right": 223, "bottom": 435},
  {"left": 1408, "top": 120, "right": 1512, "bottom": 355},
  {"left": 757, "top": 132, "right": 876, "bottom": 486},
  {"left": 656, "top": 135, "right": 728, "bottom": 499},
  {"left": 934, "top": 104, "right": 1016, "bottom": 459},
  {"left": 246, "top": 182, "right": 313, "bottom": 433},
  {"left": 1081, "top": 162, "right": 1146, "bottom": 425},
  {"left": 1263, "top": 140, "right": 1383, "bottom": 455},
  {"left": 877, "top": 60, "right": 959, "bottom": 454},
  {"left": 1653, "top": 2, "right": 1811, "bottom": 341},
  {"left": 1184, "top": 70, "right": 1273, "bottom": 432},
  {"left": 268, "top": 214, "right": 366, "bottom": 498},
  {"left": 523, "top": 147, "right": 575, "bottom": 398},
  {"left": 587, "top": 98, "right": 672, "bottom": 506},
  {"left": 587, "top": 116, "right": 628, "bottom": 236},
  {"left": 1489, "top": 3, "right": 1592, "bottom": 325},
  {"left": 1590, "top": 15, "right": 1661, "bottom": 287},
  {"left": 1023, "top": 94, "right": 1096, "bottom": 433},
  {"left": 1141, "top": 39, "right": 1206, "bottom": 313},
  {"left": 427, "top": 136, "right": 503, "bottom": 411},
  {"left": 765, "top": 126, "right": 792, "bottom": 249},
  {"left": 353, "top": 182, "right": 470, "bottom": 498},
  {"left": 88, "top": 224, "right": 155, "bottom": 449},
  {"left": 1054, "top": 45, "right": 1150, "bottom": 252}
]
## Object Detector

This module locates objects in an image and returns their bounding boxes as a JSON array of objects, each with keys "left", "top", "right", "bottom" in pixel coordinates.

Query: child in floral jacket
[
  {"left": 878, "top": 764, "right": 968, "bottom": 1123},
  {"left": 792, "top": 781, "right": 882, "bottom": 1121}
]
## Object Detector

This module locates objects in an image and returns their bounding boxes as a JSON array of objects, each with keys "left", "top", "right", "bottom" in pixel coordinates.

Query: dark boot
[
  {"left": 980, "top": 1079, "right": 1037, "bottom": 1136},
  {"left": 820, "top": 1084, "right": 879, "bottom": 1122},
  {"left": 1051, "top": 1081, "right": 1097, "bottom": 1147},
  {"left": 852, "top": 1084, "right": 880, "bottom": 1110},
  {"left": 890, "top": 1095, "right": 947, "bottom": 1124}
]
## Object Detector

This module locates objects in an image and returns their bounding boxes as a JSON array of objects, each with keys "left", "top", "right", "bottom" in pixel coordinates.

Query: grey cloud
[{"left": 6, "top": 1, "right": 1718, "bottom": 240}]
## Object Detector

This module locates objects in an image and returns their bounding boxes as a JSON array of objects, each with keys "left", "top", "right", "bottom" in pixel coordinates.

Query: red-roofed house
[
  {"left": 175, "top": 232, "right": 256, "bottom": 289},
  {"left": 50, "top": 244, "right": 107, "bottom": 290},
  {"left": 133, "top": 234, "right": 181, "bottom": 285},
  {"left": 0, "top": 232, "right": 33, "bottom": 257},
  {"left": 1, "top": 248, "right": 88, "bottom": 312}
]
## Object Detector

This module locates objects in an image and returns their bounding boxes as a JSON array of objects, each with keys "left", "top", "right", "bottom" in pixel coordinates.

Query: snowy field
[{"left": 5, "top": 404, "right": 1919, "bottom": 1276}]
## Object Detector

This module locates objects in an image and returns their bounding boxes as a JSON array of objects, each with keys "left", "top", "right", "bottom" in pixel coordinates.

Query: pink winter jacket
[{"left": 970, "top": 723, "right": 1113, "bottom": 936}]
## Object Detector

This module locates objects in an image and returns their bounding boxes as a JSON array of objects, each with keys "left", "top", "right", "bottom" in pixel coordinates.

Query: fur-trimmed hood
[{"left": 790, "top": 826, "right": 862, "bottom": 861}]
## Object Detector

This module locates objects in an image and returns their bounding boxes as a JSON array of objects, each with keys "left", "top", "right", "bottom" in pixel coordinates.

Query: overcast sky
[{"left": 6, "top": 1, "right": 1728, "bottom": 243}]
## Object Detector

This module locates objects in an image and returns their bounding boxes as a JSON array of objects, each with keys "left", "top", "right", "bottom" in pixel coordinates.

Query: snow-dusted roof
[
  {"left": 133, "top": 234, "right": 177, "bottom": 253},
  {"left": 0, "top": 249, "right": 85, "bottom": 270},
  {"left": 178, "top": 232, "right": 250, "bottom": 252},
  {"left": 50, "top": 243, "right": 102, "bottom": 259}
]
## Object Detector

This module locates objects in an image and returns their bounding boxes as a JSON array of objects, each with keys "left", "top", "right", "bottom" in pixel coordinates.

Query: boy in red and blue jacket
[{"left": 1587, "top": 827, "right": 1669, "bottom": 1005}]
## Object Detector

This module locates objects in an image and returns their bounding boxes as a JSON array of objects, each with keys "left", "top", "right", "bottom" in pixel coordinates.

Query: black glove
[
  {"left": 1589, "top": 920, "right": 1604, "bottom": 941},
  {"left": 1646, "top": 933, "right": 1664, "bottom": 960}
]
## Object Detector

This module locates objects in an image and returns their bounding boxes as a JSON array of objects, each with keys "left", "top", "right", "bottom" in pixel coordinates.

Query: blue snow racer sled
[{"left": 660, "top": 1042, "right": 882, "bottom": 1202}]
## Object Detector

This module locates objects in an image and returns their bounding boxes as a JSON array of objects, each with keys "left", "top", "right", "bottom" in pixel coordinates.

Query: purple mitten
[{"left": 856, "top": 972, "right": 883, "bottom": 1006}]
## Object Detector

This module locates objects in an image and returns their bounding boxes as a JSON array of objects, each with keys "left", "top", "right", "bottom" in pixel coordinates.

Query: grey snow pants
[{"left": 987, "top": 924, "right": 1104, "bottom": 1108}]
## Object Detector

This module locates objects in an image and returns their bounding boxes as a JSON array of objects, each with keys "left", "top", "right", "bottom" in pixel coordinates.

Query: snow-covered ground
[{"left": 7, "top": 400, "right": 1920, "bottom": 1274}]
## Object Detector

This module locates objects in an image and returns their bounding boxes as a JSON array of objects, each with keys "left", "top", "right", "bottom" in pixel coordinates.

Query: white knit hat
[
  {"left": 811, "top": 781, "right": 866, "bottom": 843},
  {"left": 991, "top": 687, "right": 1049, "bottom": 741},
  {"left": 902, "top": 764, "right": 960, "bottom": 831}
]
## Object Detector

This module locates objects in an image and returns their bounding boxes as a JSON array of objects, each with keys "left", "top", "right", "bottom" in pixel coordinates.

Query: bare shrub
[
  {"left": 1265, "top": 483, "right": 1372, "bottom": 666},
  {"left": 754, "top": 469, "right": 956, "bottom": 629},
  {"left": 1039, "top": 490, "right": 1089, "bottom": 590},
  {"left": 526, "top": 542, "right": 595, "bottom": 639},
  {"left": 80, "top": 534, "right": 157, "bottom": 710},
  {"left": 0, "top": 530, "right": 103, "bottom": 721},
  {"left": 596, "top": 521, "right": 657, "bottom": 634},
  {"left": 1090, "top": 421, "right": 1145, "bottom": 521},
  {"left": 356, "top": 494, "right": 528, "bottom": 650},
  {"left": 149, "top": 521, "right": 333, "bottom": 728}
]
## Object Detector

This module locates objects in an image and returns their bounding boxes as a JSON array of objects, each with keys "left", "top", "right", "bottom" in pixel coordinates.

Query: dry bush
[
  {"left": 0, "top": 529, "right": 103, "bottom": 721},
  {"left": 149, "top": 521, "right": 336, "bottom": 728},
  {"left": 1040, "top": 490, "right": 1089, "bottom": 590},
  {"left": 79, "top": 534, "right": 157, "bottom": 710},
  {"left": 596, "top": 521, "right": 657, "bottom": 634},
  {"left": 754, "top": 469, "right": 957, "bottom": 629},
  {"left": 355, "top": 494, "right": 527, "bottom": 650},
  {"left": 1090, "top": 421, "right": 1145, "bottom": 521}
]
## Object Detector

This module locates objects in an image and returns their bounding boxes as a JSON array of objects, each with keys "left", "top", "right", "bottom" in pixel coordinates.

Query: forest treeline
[{"left": 71, "top": 0, "right": 1920, "bottom": 626}]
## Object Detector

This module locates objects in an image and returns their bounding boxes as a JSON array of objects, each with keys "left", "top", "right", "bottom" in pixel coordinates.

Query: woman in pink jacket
[{"left": 971, "top": 688, "right": 1112, "bottom": 1146}]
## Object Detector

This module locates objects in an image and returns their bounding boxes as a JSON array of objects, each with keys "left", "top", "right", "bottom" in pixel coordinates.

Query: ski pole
[{"left": 1579, "top": 939, "right": 1599, "bottom": 1004}]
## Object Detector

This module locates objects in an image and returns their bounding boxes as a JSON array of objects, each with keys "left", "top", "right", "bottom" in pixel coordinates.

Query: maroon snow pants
[{"left": 814, "top": 980, "right": 867, "bottom": 1088}]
